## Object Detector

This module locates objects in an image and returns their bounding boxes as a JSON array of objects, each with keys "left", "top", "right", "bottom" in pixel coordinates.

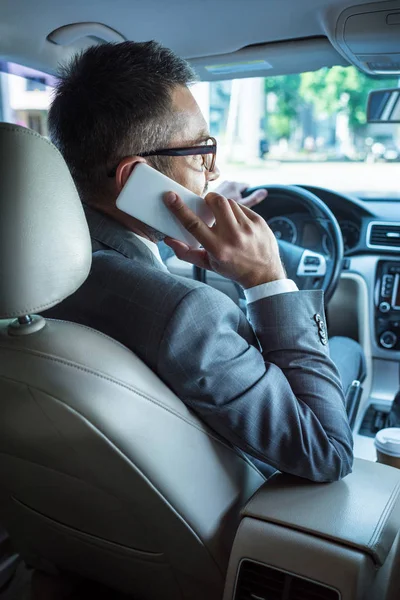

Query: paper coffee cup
[{"left": 374, "top": 428, "right": 400, "bottom": 469}]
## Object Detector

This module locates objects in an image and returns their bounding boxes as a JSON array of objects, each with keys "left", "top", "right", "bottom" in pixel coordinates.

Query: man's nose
[{"left": 207, "top": 162, "right": 220, "bottom": 182}]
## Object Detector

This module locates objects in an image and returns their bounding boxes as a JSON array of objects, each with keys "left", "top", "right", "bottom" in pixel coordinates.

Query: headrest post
[
  {"left": 8, "top": 315, "right": 46, "bottom": 336},
  {"left": 18, "top": 315, "right": 32, "bottom": 325}
]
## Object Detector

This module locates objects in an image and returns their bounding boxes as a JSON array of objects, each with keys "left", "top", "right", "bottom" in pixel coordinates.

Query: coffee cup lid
[{"left": 374, "top": 427, "right": 400, "bottom": 457}]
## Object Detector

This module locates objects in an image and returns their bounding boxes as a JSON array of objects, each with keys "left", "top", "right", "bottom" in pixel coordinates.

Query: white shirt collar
[{"left": 132, "top": 233, "right": 166, "bottom": 267}]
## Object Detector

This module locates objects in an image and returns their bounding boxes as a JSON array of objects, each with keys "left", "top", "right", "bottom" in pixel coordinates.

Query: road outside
[{"left": 214, "top": 160, "right": 400, "bottom": 198}]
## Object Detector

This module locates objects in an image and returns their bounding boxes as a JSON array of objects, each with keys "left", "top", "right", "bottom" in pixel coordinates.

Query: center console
[
  {"left": 375, "top": 261, "right": 400, "bottom": 351},
  {"left": 223, "top": 459, "right": 400, "bottom": 600}
]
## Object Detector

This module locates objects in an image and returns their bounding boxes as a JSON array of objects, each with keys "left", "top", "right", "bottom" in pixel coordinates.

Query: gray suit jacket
[{"left": 44, "top": 205, "right": 353, "bottom": 482}]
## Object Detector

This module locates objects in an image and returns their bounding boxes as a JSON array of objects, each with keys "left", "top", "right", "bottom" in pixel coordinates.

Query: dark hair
[{"left": 48, "top": 41, "right": 196, "bottom": 202}]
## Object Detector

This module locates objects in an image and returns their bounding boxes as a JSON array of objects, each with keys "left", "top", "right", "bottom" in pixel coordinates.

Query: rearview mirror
[{"left": 367, "top": 88, "right": 400, "bottom": 123}]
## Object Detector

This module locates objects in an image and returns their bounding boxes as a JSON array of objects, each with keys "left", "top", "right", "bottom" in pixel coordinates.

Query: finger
[
  {"left": 235, "top": 182, "right": 250, "bottom": 192},
  {"left": 164, "top": 192, "right": 216, "bottom": 249},
  {"left": 164, "top": 237, "right": 211, "bottom": 269},
  {"left": 235, "top": 201, "right": 264, "bottom": 223},
  {"left": 214, "top": 181, "right": 248, "bottom": 195},
  {"left": 240, "top": 188, "right": 268, "bottom": 208},
  {"left": 204, "top": 192, "right": 238, "bottom": 227},
  {"left": 227, "top": 198, "right": 247, "bottom": 223},
  {"left": 229, "top": 182, "right": 250, "bottom": 202}
]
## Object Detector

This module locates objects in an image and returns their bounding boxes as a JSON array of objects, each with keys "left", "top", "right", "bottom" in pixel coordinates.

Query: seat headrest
[{"left": 0, "top": 123, "right": 91, "bottom": 319}]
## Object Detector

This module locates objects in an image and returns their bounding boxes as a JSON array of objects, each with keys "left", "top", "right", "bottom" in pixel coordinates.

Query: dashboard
[
  {"left": 267, "top": 214, "right": 361, "bottom": 256},
  {"left": 254, "top": 184, "right": 400, "bottom": 258}
]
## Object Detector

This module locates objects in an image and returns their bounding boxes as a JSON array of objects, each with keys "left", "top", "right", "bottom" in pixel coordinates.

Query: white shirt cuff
[{"left": 244, "top": 279, "right": 299, "bottom": 304}]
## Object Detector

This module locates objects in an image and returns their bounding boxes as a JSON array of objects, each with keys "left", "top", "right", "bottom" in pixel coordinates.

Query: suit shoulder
[{"left": 90, "top": 248, "right": 233, "bottom": 306}]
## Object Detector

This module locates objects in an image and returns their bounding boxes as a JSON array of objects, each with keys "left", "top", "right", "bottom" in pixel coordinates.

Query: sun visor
[
  {"left": 335, "top": 0, "right": 400, "bottom": 75},
  {"left": 190, "top": 37, "right": 347, "bottom": 82}
]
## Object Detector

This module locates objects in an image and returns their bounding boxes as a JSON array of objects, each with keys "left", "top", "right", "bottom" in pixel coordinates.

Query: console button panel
[{"left": 375, "top": 261, "right": 400, "bottom": 351}]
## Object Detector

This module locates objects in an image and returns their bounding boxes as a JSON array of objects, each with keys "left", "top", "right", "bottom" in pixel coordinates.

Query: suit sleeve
[{"left": 157, "top": 285, "right": 353, "bottom": 482}]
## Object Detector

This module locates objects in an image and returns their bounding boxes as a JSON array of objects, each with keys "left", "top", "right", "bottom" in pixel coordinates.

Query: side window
[{"left": 0, "top": 62, "right": 55, "bottom": 137}]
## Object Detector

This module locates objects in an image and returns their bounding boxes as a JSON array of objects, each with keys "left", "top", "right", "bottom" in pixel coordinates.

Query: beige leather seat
[{"left": 0, "top": 123, "right": 264, "bottom": 599}]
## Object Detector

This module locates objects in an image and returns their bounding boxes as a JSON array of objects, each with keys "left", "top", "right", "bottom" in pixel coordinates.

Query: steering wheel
[{"left": 193, "top": 185, "right": 343, "bottom": 305}]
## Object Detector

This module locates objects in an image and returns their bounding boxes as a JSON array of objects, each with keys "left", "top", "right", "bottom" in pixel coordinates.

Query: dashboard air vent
[
  {"left": 368, "top": 223, "right": 400, "bottom": 250},
  {"left": 234, "top": 560, "right": 339, "bottom": 600}
]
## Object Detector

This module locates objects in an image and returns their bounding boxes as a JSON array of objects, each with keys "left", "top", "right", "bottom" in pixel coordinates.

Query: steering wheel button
[{"left": 304, "top": 256, "right": 320, "bottom": 266}]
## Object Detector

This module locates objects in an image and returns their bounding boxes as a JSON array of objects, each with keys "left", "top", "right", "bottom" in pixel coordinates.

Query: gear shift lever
[{"left": 386, "top": 389, "right": 400, "bottom": 428}]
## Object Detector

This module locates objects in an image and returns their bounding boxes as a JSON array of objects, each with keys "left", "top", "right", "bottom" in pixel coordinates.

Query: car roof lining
[
  {"left": 0, "top": 0, "right": 387, "bottom": 78},
  {"left": 0, "top": 36, "right": 349, "bottom": 82}
]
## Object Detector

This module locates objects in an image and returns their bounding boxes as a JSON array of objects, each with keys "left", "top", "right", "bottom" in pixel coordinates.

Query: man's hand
[
  {"left": 164, "top": 191, "right": 286, "bottom": 289},
  {"left": 213, "top": 180, "right": 268, "bottom": 209}
]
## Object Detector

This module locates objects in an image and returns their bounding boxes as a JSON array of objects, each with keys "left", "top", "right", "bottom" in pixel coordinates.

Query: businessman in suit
[{"left": 44, "top": 41, "right": 365, "bottom": 482}]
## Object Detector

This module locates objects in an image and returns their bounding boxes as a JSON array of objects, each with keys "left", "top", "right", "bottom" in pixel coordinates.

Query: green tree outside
[
  {"left": 264, "top": 66, "right": 399, "bottom": 141},
  {"left": 264, "top": 73, "right": 301, "bottom": 138}
]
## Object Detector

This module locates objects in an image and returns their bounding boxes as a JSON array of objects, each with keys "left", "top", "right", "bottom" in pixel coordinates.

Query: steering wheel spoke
[
  {"left": 277, "top": 241, "right": 326, "bottom": 290},
  {"left": 249, "top": 185, "right": 344, "bottom": 303}
]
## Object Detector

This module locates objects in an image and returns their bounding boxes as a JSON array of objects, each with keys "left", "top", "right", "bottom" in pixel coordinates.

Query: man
[{"left": 45, "top": 41, "right": 364, "bottom": 482}]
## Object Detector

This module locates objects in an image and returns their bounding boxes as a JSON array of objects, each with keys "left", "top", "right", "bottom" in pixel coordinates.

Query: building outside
[{"left": 0, "top": 64, "right": 53, "bottom": 136}]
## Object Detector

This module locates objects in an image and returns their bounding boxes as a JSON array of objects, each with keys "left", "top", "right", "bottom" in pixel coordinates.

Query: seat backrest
[{"left": 0, "top": 123, "right": 264, "bottom": 599}]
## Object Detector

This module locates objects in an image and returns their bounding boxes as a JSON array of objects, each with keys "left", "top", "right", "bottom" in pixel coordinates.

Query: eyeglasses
[{"left": 107, "top": 136, "right": 217, "bottom": 177}]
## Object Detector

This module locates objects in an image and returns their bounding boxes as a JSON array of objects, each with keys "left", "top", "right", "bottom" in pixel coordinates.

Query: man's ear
[{"left": 115, "top": 156, "right": 147, "bottom": 193}]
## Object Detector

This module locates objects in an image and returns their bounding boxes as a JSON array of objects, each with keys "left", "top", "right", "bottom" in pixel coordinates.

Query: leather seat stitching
[
  {"left": 0, "top": 450, "right": 220, "bottom": 573},
  {"left": 46, "top": 319, "right": 128, "bottom": 349},
  {"left": 0, "top": 350, "right": 262, "bottom": 474},
  {"left": 0, "top": 394, "right": 243, "bottom": 577}
]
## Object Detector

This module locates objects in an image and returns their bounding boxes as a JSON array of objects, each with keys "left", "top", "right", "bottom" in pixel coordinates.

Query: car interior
[{"left": 1, "top": 0, "right": 400, "bottom": 599}]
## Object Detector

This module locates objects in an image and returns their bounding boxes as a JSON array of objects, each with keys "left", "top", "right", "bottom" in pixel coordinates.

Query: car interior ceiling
[{"left": 0, "top": 0, "right": 400, "bottom": 599}]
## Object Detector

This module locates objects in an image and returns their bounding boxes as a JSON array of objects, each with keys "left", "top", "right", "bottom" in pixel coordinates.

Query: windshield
[
  {"left": 197, "top": 65, "right": 400, "bottom": 200},
  {"left": 1, "top": 61, "right": 399, "bottom": 200}
]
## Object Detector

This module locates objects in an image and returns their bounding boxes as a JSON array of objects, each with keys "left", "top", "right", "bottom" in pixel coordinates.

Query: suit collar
[{"left": 83, "top": 204, "right": 166, "bottom": 270}]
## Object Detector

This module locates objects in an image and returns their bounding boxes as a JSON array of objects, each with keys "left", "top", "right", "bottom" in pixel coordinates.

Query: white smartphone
[{"left": 116, "top": 163, "right": 214, "bottom": 247}]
